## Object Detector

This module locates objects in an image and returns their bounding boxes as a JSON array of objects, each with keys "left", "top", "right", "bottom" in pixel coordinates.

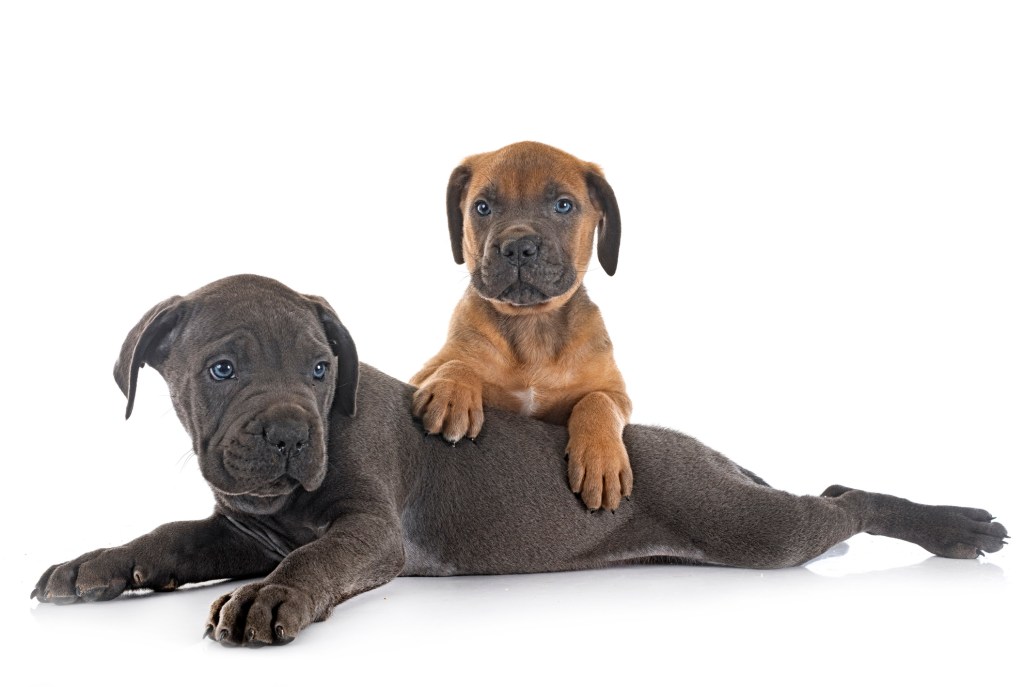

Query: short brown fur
[{"left": 411, "top": 141, "right": 632, "bottom": 510}]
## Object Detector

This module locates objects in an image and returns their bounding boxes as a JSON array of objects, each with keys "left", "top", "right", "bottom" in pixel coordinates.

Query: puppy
[
  {"left": 411, "top": 142, "right": 630, "bottom": 510},
  {"left": 32, "top": 274, "right": 1008, "bottom": 648}
]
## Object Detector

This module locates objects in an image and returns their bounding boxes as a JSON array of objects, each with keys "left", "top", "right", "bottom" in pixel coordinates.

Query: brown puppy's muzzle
[{"left": 475, "top": 227, "right": 576, "bottom": 306}]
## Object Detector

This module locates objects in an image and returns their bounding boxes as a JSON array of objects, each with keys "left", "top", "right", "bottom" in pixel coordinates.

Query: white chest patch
[{"left": 511, "top": 387, "right": 538, "bottom": 416}]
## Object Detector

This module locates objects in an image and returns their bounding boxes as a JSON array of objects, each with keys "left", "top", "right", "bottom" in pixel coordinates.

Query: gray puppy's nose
[
  {"left": 500, "top": 236, "right": 540, "bottom": 266},
  {"left": 262, "top": 418, "right": 310, "bottom": 458}
]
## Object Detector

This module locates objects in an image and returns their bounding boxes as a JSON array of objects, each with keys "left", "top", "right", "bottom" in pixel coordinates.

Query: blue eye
[
  {"left": 555, "top": 198, "right": 573, "bottom": 214},
  {"left": 475, "top": 201, "right": 491, "bottom": 216},
  {"left": 313, "top": 361, "right": 328, "bottom": 380},
  {"left": 209, "top": 360, "right": 235, "bottom": 381}
]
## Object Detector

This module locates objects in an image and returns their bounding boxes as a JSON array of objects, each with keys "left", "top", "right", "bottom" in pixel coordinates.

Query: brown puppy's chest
[
  {"left": 482, "top": 364, "right": 595, "bottom": 425},
  {"left": 456, "top": 289, "right": 620, "bottom": 425}
]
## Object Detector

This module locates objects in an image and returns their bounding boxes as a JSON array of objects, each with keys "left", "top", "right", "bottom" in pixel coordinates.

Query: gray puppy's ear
[
  {"left": 446, "top": 164, "right": 473, "bottom": 265},
  {"left": 113, "top": 296, "right": 186, "bottom": 420},
  {"left": 306, "top": 296, "right": 359, "bottom": 417},
  {"left": 586, "top": 171, "right": 622, "bottom": 276}
]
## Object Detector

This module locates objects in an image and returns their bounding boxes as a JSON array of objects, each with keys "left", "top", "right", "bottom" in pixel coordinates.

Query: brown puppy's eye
[
  {"left": 475, "top": 201, "right": 491, "bottom": 216},
  {"left": 554, "top": 198, "right": 573, "bottom": 214},
  {"left": 313, "top": 361, "right": 328, "bottom": 380}
]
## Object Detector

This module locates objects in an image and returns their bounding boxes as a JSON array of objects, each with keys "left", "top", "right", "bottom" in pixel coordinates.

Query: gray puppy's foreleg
[
  {"left": 205, "top": 511, "right": 405, "bottom": 646},
  {"left": 31, "top": 515, "right": 280, "bottom": 604}
]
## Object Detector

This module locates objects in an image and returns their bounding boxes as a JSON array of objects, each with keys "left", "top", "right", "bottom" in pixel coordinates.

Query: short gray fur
[{"left": 31, "top": 275, "right": 1008, "bottom": 646}]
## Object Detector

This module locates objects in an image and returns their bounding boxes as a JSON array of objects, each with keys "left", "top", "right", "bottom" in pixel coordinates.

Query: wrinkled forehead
[
  {"left": 468, "top": 147, "right": 591, "bottom": 201},
  {"left": 181, "top": 293, "right": 329, "bottom": 360}
]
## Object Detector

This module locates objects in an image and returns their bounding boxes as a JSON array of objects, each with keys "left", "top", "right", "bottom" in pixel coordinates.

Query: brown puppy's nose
[
  {"left": 262, "top": 418, "right": 310, "bottom": 458},
  {"left": 500, "top": 236, "right": 540, "bottom": 266}
]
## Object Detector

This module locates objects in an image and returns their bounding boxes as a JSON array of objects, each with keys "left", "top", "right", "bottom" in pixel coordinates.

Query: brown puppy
[{"left": 411, "top": 141, "right": 630, "bottom": 510}]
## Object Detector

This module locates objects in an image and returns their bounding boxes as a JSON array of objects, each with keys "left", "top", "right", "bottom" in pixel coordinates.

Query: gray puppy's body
[{"left": 32, "top": 275, "right": 1007, "bottom": 645}]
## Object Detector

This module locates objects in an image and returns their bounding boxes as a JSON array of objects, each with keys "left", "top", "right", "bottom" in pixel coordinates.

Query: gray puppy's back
[{"left": 346, "top": 365, "right": 771, "bottom": 575}]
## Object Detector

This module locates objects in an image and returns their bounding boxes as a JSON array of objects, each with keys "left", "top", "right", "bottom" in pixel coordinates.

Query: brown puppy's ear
[
  {"left": 586, "top": 171, "right": 622, "bottom": 276},
  {"left": 446, "top": 164, "right": 473, "bottom": 264},
  {"left": 306, "top": 296, "right": 360, "bottom": 417},
  {"left": 113, "top": 296, "right": 186, "bottom": 420}
]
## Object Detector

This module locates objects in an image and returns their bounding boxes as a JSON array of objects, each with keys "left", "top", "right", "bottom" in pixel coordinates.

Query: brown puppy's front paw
[
  {"left": 566, "top": 433, "right": 633, "bottom": 511},
  {"left": 411, "top": 377, "right": 484, "bottom": 444},
  {"left": 206, "top": 582, "right": 316, "bottom": 647}
]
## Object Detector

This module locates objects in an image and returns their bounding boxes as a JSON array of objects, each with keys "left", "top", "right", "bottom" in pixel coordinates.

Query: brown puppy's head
[
  {"left": 446, "top": 141, "right": 621, "bottom": 315},
  {"left": 113, "top": 275, "right": 358, "bottom": 515}
]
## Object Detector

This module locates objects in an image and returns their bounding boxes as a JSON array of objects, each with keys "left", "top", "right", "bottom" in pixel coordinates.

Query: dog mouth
[
  {"left": 209, "top": 473, "right": 305, "bottom": 515},
  {"left": 211, "top": 474, "right": 300, "bottom": 499},
  {"left": 495, "top": 282, "right": 552, "bottom": 306},
  {"left": 473, "top": 267, "right": 576, "bottom": 307}
]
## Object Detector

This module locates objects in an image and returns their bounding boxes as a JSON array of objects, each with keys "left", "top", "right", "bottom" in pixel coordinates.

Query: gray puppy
[{"left": 32, "top": 275, "right": 1008, "bottom": 646}]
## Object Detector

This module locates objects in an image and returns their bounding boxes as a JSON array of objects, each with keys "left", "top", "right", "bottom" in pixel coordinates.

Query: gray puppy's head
[{"left": 114, "top": 274, "right": 358, "bottom": 514}]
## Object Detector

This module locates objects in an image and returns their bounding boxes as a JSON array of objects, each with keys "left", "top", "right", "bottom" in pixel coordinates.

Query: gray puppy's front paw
[
  {"left": 31, "top": 547, "right": 148, "bottom": 604},
  {"left": 205, "top": 582, "right": 318, "bottom": 647}
]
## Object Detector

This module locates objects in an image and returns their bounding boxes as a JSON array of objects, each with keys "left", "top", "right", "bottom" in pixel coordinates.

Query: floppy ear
[
  {"left": 113, "top": 296, "right": 186, "bottom": 420},
  {"left": 586, "top": 171, "right": 622, "bottom": 276},
  {"left": 307, "top": 297, "right": 360, "bottom": 417},
  {"left": 446, "top": 164, "right": 473, "bottom": 264}
]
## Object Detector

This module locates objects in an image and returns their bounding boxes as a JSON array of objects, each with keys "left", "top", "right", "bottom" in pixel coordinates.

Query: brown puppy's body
[{"left": 412, "top": 142, "right": 631, "bottom": 510}]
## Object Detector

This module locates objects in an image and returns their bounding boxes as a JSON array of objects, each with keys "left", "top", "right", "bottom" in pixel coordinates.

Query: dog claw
[
  {"left": 217, "top": 629, "right": 228, "bottom": 641},
  {"left": 203, "top": 624, "right": 214, "bottom": 639}
]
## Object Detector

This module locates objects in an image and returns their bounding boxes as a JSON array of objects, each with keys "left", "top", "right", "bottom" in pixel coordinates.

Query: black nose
[
  {"left": 262, "top": 418, "right": 310, "bottom": 458},
  {"left": 500, "top": 236, "right": 540, "bottom": 266}
]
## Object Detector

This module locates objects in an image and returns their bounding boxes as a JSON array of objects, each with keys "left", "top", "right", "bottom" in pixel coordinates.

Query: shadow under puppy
[
  {"left": 412, "top": 141, "right": 631, "bottom": 510},
  {"left": 32, "top": 275, "right": 1008, "bottom": 647}
]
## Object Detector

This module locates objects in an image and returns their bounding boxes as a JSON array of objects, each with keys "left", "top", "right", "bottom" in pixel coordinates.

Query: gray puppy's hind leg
[
  {"left": 820, "top": 485, "right": 1009, "bottom": 559},
  {"left": 676, "top": 481, "right": 1006, "bottom": 570}
]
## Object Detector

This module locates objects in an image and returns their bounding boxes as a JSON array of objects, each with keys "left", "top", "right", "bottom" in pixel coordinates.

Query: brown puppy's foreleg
[
  {"left": 411, "top": 360, "right": 485, "bottom": 444},
  {"left": 566, "top": 390, "right": 633, "bottom": 511}
]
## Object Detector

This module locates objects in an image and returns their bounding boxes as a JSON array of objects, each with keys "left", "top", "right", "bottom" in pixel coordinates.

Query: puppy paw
[
  {"left": 205, "top": 581, "right": 316, "bottom": 647},
  {"left": 909, "top": 504, "right": 1009, "bottom": 559},
  {"left": 566, "top": 433, "right": 633, "bottom": 511},
  {"left": 31, "top": 547, "right": 174, "bottom": 604},
  {"left": 843, "top": 489, "right": 1010, "bottom": 559},
  {"left": 412, "top": 377, "right": 484, "bottom": 444}
]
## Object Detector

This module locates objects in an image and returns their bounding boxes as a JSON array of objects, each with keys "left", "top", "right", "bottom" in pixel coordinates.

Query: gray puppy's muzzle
[{"left": 204, "top": 394, "right": 328, "bottom": 500}]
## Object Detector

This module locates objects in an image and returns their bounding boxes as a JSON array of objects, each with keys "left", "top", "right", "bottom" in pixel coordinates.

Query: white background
[{"left": 2, "top": 1, "right": 1021, "bottom": 685}]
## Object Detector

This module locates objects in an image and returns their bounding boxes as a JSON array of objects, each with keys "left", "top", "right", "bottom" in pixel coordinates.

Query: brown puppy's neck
[{"left": 468, "top": 286, "right": 597, "bottom": 364}]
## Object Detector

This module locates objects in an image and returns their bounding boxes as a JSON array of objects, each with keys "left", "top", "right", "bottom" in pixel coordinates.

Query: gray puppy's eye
[
  {"left": 475, "top": 200, "right": 491, "bottom": 216},
  {"left": 313, "top": 361, "right": 329, "bottom": 380},
  {"left": 209, "top": 360, "right": 236, "bottom": 381},
  {"left": 554, "top": 198, "right": 573, "bottom": 214}
]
